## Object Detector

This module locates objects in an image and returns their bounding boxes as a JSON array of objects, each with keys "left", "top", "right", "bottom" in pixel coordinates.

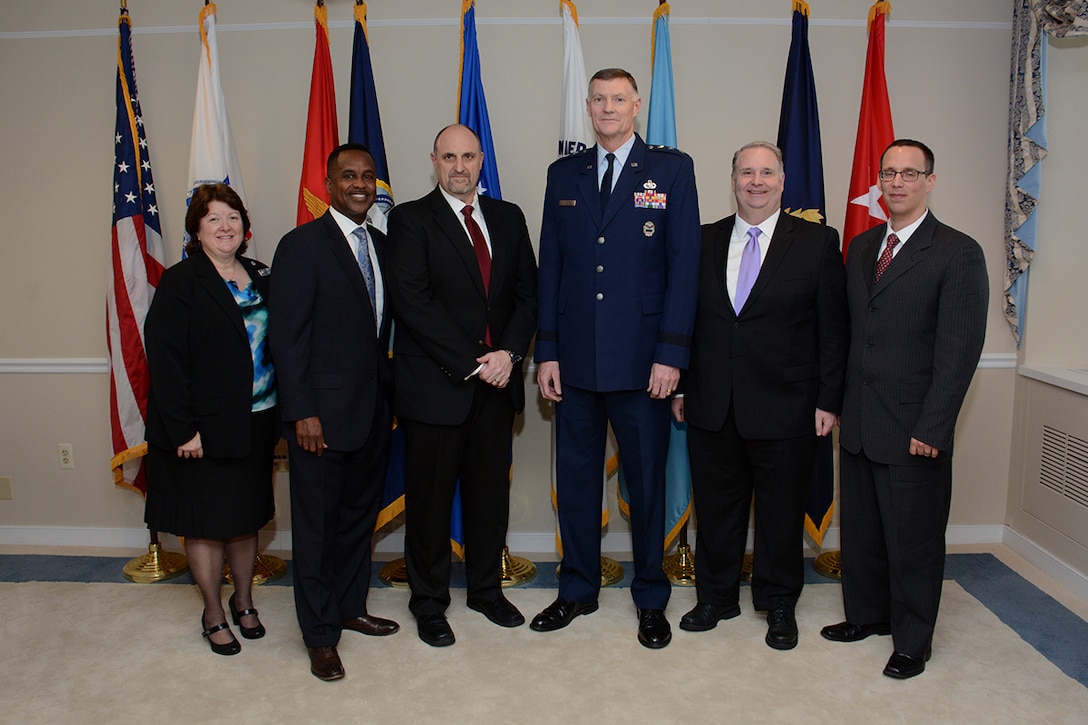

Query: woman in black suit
[{"left": 144, "top": 184, "right": 277, "bottom": 655}]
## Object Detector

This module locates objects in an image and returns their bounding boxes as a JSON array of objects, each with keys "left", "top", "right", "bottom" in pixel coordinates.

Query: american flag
[{"left": 108, "top": 7, "right": 166, "bottom": 495}]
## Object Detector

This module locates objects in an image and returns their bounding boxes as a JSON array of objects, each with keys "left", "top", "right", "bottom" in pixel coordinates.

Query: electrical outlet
[
  {"left": 58, "top": 443, "right": 74, "bottom": 469},
  {"left": 0, "top": 476, "right": 12, "bottom": 500}
]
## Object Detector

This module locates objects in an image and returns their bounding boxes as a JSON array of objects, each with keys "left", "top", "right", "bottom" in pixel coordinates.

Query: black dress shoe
[
  {"left": 229, "top": 593, "right": 266, "bottom": 640},
  {"left": 416, "top": 613, "right": 455, "bottom": 647},
  {"left": 342, "top": 614, "right": 400, "bottom": 637},
  {"left": 308, "top": 645, "right": 345, "bottom": 681},
  {"left": 201, "top": 611, "right": 240, "bottom": 656},
  {"left": 883, "top": 649, "right": 931, "bottom": 680},
  {"left": 467, "top": 596, "right": 525, "bottom": 628},
  {"left": 679, "top": 602, "right": 741, "bottom": 632},
  {"left": 820, "top": 620, "right": 891, "bottom": 643},
  {"left": 529, "top": 597, "right": 599, "bottom": 632},
  {"left": 637, "top": 609, "right": 672, "bottom": 649},
  {"left": 765, "top": 603, "right": 798, "bottom": 650}
]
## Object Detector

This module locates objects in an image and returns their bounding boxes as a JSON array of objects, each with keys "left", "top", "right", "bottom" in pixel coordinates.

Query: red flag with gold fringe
[{"left": 297, "top": 1, "right": 339, "bottom": 225}]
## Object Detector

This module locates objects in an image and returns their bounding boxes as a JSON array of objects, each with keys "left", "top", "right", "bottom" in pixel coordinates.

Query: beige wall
[{"left": 0, "top": 1, "right": 1020, "bottom": 552}]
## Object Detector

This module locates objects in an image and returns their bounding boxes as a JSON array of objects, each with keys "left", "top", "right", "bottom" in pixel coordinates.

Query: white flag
[
  {"left": 552, "top": 1, "right": 609, "bottom": 553},
  {"left": 558, "top": 0, "right": 593, "bottom": 158},
  {"left": 186, "top": 3, "right": 249, "bottom": 251}
]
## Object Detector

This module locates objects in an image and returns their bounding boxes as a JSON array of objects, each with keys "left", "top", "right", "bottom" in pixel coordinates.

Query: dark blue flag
[
  {"left": 776, "top": 0, "right": 833, "bottom": 546},
  {"left": 348, "top": 2, "right": 394, "bottom": 217}
]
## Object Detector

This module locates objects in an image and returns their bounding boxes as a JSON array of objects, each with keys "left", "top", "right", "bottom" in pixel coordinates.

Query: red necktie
[
  {"left": 875, "top": 233, "right": 900, "bottom": 281},
  {"left": 462, "top": 204, "right": 492, "bottom": 345}
]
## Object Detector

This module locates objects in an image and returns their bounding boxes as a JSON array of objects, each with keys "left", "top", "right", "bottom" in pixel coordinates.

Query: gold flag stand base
[
  {"left": 663, "top": 543, "right": 696, "bottom": 586},
  {"left": 813, "top": 549, "right": 842, "bottom": 580},
  {"left": 379, "top": 557, "right": 409, "bottom": 588},
  {"left": 556, "top": 556, "right": 624, "bottom": 587},
  {"left": 223, "top": 553, "right": 288, "bottom": 586},
  {"left": 741, "top": 553, "right": 754, "bottom": 583},
  {"left": 500, "top": 546, "right": 536, "bottom": 587},
  {"left": 123, "top": 542, "right": 189, "bottom": 583}
]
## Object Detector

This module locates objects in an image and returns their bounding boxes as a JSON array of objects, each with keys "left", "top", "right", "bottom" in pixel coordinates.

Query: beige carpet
[{"left": 1, "top": 581, "right": 1085, "bottom": 724}]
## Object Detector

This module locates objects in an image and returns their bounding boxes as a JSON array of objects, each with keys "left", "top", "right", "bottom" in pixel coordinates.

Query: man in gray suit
[{"left": 821, "top": 139, "right": 988, "bottom": 680}]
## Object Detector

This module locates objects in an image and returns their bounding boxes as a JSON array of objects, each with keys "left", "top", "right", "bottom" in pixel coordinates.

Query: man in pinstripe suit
[{"left": 822, "top": 139, "right": 988, "bottom": 680}]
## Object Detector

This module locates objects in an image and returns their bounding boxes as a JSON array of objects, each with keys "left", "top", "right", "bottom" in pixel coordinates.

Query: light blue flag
[
  {"left": 646, "top": 3, "right": 677, "bottom": 149},
  {"left": 618, "top": 1, "right": 692, "bottom": 551}
]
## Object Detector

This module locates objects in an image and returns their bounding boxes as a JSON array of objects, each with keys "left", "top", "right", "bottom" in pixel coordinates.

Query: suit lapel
[
  {"left": 429, "top": 187, "right": 488, "bottom": 300},
  {"left": 872, "top": 213, "right": 937, "bottom": 295},
  {"left": 479, "top": 195, "right": 508, "bottom": 301},
  {"left": 743, "top": 214, "right": 794, "bottom": 311},
  {"left": 856, "top": 225, "right": 885, "bottom": 297},
  {"left": 368, "top": 223, "right": 392, "bottom": 339},
  {"left": 192, "top": 251, "right": 248, "bottom": 343},
  {"left": 321, "top": 211, "right": 378, "bottom": 332},
  {"left": 602, "top": 136, "right": 646, "bottom": 228},
  {"left": 576, "top": 152, "right": 601, "bottom": 226},
  {"left": 712, "top": 216, "right": 735, "bottom": 315}
]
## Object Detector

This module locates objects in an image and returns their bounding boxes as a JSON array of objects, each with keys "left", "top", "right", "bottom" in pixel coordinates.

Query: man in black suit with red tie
[
  {"left": 672, "top": 141, "right": 848, "bottom": 650},
  {"left": 385, "top": 124, "right": 538, "bottom": 647},
  {"left": 271, "top": 144, "right": 400, "bottom": 681},
  {"left": 822, "top": 139, "right": 988, "bottom": 679}
]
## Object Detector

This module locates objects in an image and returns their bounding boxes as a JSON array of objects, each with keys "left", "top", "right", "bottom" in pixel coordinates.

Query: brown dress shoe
[
  {"left": 341, "top": 615, "right": 400, "bottom": 637},
  {"left": 308, "top": 645, "right": 345, "bottom": 681}
]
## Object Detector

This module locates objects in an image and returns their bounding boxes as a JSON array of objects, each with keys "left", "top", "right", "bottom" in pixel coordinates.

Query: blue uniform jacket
[{"left": 535, "top": 134, "right": 701, "bottom": 392}]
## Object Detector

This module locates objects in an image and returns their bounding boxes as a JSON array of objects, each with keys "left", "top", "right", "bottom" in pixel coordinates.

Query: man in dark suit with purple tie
[
  {"left": 672, "top": 141, "right": 848, "bottom": 651},
  {"left": 822, "top": 139, "right": 988, "bottom": 680}
]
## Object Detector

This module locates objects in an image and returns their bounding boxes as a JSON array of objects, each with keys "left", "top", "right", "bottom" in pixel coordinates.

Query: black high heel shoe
[
  {"left": 201, "top": 611, "right": 241, "bottom": 655},
  {"left": 229, "top": 592, "right": 266, "bottom": 640}
]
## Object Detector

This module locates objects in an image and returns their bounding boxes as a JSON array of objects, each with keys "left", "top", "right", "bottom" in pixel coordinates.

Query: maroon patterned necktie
[
  {"left": 462, "top": 204, "right": 492, "bottom": 345},
  {"left": 874, "top": 233, "right": 900, "bottom": 281}
]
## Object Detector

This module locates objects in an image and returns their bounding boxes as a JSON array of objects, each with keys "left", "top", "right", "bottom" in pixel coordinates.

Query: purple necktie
[{"left": 734, "top": 227, "right": 761, "bottom": 311}]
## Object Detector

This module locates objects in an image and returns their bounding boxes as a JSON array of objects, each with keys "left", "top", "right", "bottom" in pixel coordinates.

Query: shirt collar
[
  {"left": 438, "top": 185, "right": 480, "bottom": 216},
  {"left": 885, "top": 209, "right": 929, "bottom": 247}
]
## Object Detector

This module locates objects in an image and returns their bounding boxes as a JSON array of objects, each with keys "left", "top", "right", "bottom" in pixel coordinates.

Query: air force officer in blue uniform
[{"left": 532, "top": 68, "right": 700, "bottom": 649}]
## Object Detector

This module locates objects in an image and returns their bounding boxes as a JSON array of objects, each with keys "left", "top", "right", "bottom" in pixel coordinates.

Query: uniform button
[
  {"left": 863, "top": 378, "right": 872, "bottom": 385},
  {"left": 596, "top": 265, "right": 604, "bottom": 273},
  {"left": 866, "top": 340, "right": 874, "bottom": 348},
  {"left": 596, "top": 293, "right": 604, "bottom": 301},
  {"left": 597, "top": 236, "right": 606, "bottom": 244}
]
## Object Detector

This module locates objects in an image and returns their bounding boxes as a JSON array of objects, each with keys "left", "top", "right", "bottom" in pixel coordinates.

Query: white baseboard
[
  {"left": 0, "top": 523, "right": 1016, "bottom": 556},
  {"left": 1002, "top": 526, "right": 1088, "bottom": 601}
]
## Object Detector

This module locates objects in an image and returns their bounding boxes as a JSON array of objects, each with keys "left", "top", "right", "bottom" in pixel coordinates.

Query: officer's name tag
[
  {"left": 634, "top": 191, "right": 667, "bottom": 209},
  {"left": 559, "top": 199, "right": 577, "bottom": 206}
]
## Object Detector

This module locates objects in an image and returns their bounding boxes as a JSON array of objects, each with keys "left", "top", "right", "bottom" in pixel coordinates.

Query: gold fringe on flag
[
  {"left": 869, "top": 1, "right": 892, "bottom": 32},
  {"left": 651, "top": 2, "right": 670, "bottom": 67}
]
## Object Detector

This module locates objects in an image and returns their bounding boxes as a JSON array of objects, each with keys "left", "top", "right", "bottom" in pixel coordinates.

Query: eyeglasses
[{"left": 878, "top": 168, "right": 931, "bottom": 182}]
